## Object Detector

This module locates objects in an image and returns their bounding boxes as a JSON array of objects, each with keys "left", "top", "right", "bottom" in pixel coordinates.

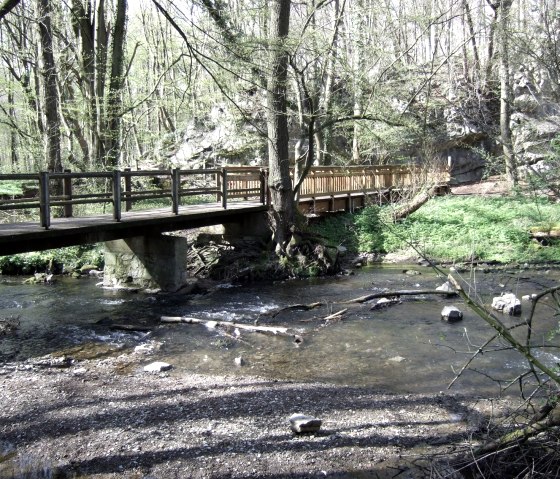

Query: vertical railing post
[
  {"left": 124, "top": 167, "right": 132, "bottom": 212},
  {"left": 259, "top": 168, "right": 266, "bottom": 205},
  {"left": 221, "top": 168, "right": 228, "bottom": 209},
  {"left": 112, "top": 170, "right": 122, "bottom": 221},
  {"left": 63, "top": 169, "right": 72, "bottom": 218},
  {"left": 216, "top": 169, "right": 222, "bottom": 203},
  {"left": 39, "top": 171, "right": 50, "bottom": 229},
  {"left": 172, "top": 168, "right": 180, "bottom": 215}
]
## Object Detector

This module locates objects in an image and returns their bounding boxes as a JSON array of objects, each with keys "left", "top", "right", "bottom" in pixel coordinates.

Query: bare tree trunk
[
  {"left": 463, "top": 0, "right": 481, "bottom": 82},
  {"left": 8, "top": 91, "right": 17, "bottom": 168},
  {"left": 267, "top": 0, "right": 294, "bottom": 254},
  {"left": 484, "top": 1, "right": 499, "bottom": 87},
  {"left": 95, "top": 0, "right": 109, "bottom": 165},
  {"left": 317, "top": 0, "right": 343, "bottom": 165},
  {"left": 499, "top": 0, "right": 517, "bottom": 185},
  {"left": 70, "top": 0, "right": 95, "bottom": 167},
  {"left": 104, "top": 0, "right": 127, "bottom": 167},
  {"left": 37, "top": 0, "right": 62, "bottom": 173}
]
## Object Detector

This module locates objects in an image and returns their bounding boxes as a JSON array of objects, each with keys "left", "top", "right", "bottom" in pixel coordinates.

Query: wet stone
[
  {"left": 441, "top": 306, "right": 463, "bottom": 322},
  {"left": 143, "top": 361, "right": 172, "bottom": 373}
]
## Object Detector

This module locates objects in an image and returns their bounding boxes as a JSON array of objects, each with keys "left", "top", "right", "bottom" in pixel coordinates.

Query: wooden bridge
[{"left": 0, "top": 165, "right": 437, "bottom": 255}]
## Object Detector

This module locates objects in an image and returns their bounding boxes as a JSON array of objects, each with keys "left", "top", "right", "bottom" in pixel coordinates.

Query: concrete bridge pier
[
  {"left": 102, "top": 212, "right": 271, "bottom": 292},
  {"left": 103, "top": 234, "right": 189, "bottom": 291}
]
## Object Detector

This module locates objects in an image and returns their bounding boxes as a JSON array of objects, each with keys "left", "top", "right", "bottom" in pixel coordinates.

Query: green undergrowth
[
  {"left": 0, "top": 244, "right": 104, "bottom": 275},
  {"left": 311, "top": 194, "right": 560, "bottom": 264}
]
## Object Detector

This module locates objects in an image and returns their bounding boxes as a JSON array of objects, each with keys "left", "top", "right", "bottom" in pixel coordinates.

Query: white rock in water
[
  {"left": 388, "top": 356, "right": 406, "bottom": 363},
  {"left": 522, "top": 294, "right": 537, "bottom": 302},
  {"left": 143, "top": 361, "right": 172, "bottom": 373},
  {"left": 492, "top": 293, "right": 521, "bottom": 315},
  {"left": 436, "top": 281, "right": 455, "bottom": 294},
  {"left": 441, "top": 305, "right": 463, "bottom": 322},
  {"left": 289, "top": 414, "right": 322, "bottom": 434}
]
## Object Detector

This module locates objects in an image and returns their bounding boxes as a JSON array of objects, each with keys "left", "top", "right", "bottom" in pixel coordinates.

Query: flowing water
[{"left": 1, "top": 265, "right": 559, "bottom": 395}]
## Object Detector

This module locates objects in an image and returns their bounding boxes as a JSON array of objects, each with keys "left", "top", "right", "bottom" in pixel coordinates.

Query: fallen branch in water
[
  {"left": 448, "top": 274, "right": 560, "bottom": 385},
  {"left": 341, "top": 289, "right": 456, "bottom": 304},
  {"left": 110, "top": 323, "right": 153, "bottom": 332},
  {"left": 323, "top": 309, "right": 347, "bottom": 321},
  {"left": 267, "top": 302, "right": 324, "bottom": 318},
  {"left": 160, "top": 315, "right": 300, "bottom": 338}
]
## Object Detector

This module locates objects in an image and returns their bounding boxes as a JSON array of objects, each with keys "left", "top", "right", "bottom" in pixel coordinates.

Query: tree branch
[{"left": 0, "top": 0, "right": 20, "bottom": 22}]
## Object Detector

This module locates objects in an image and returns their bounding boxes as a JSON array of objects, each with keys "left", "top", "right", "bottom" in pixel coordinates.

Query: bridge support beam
[
  {"left": 222, "top": 211, "right": 271, "bottom": 242},
  {"left": 103, "top": 234, "right": 188, "bottom": 292}
]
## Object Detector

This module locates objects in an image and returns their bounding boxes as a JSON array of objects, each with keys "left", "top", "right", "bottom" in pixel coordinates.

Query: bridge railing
[
  {"left": 0, "top": 168, "right": 267, "bottom": 229},
  {"left": 0, "top": 164, "right": 446, "bottom": 229},
  {"left": 296, "top": 165, "right": 413, "bottom": 198}
]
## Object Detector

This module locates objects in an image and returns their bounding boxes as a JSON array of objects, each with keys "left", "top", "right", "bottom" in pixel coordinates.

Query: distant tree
[
  {"left": 69, "top": 0, "right": 128, "bottom": 168},
  {"left": 496, "top": 0, "right": 517, "bottom": 185},
  {"left": 103, "top": 0, "right": 127, "bottom": 167}
]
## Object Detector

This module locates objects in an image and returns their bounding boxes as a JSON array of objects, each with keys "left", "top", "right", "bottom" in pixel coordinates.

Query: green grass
[{"left": 311, "top": 195, "right": 560, "bottom": 264}]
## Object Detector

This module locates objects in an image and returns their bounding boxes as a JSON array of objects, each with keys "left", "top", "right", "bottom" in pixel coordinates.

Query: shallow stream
[{"left": 1, "top": 265, "right": 559, "bottom": 395}]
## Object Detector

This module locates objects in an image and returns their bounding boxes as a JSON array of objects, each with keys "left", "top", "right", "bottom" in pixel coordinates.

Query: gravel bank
[{"left": 0, "top": 349, "right": 518, "bottom": 479}]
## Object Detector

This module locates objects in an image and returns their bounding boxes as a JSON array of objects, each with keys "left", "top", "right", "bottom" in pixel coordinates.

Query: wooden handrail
[{"left": 0, "top": 164, "right": 448, "bottom": 229}]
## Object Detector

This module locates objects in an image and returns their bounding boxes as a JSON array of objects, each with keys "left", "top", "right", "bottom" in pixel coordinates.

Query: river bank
[
  {"left": 2, "top": 264, "right": 558, "bottom": 478},
  {"left": 0, "top": 348, "right": 520, "bottom": 479}
]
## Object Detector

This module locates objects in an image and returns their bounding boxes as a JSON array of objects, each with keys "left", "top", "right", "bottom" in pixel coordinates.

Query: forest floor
[
  {"left": 0, "top": 348, "right": 522, "bottom": 479},
  {"left": 449, "top": 177, "right": 512, "bottom": 196}
]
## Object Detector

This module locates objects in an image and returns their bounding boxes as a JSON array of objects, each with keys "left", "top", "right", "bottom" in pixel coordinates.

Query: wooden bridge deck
[
  {"left": 0, "top": 201, "right": 266, "bottom": 255},
  {"left": 0, "top": 165, "right": 449, "bottom": 255}
]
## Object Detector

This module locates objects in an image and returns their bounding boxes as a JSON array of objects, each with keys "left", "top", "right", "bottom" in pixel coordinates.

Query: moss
[{"left": 0, "top": 244, "right": 104, "bottom": 276}]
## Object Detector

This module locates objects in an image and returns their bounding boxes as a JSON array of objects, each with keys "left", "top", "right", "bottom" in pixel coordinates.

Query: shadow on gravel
[{"left": 2, "top": 378, "right": 492, "bottom": 478}]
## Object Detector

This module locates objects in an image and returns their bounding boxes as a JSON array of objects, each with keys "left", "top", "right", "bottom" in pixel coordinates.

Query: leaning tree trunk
[{"left": 266, "top": 0, "right": 294, "bottom": 254}]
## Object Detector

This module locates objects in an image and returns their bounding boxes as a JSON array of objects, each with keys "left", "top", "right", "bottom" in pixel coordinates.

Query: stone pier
[{"left": 103, "top": 234, "right": 188, "bottom": 291}]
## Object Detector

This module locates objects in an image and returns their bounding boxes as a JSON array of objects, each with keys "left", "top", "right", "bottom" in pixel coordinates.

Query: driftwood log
[
  {"left": 342, "top": 289, "right": 457, "bottom": 304},
  {"left": 160, "top": 315, "right": 302, "bottom": 340}
]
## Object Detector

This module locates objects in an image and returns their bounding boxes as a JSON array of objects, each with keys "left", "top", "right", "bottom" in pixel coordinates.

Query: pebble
[{"left": 143, "top": 361, "right": 172, "bottom": 373}]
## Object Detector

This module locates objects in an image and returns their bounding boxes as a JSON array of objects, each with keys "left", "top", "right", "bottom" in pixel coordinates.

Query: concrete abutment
[{"left": 103, "top": 212, "right": 271, "bottom": 291}]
